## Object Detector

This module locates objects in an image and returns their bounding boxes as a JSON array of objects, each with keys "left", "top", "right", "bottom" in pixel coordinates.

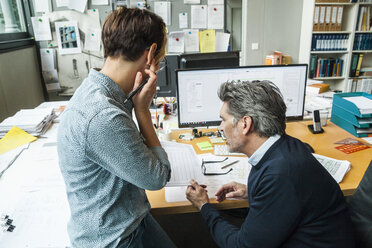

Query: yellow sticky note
[
  {"left": 197, "top": 141, "right": 213, "bottom": 151},
  {"left": 0, "top": 126, "right": 37, "bottom": 155},
  {"left": 199, "top": 29, "right": 216, "bottom": 53}
]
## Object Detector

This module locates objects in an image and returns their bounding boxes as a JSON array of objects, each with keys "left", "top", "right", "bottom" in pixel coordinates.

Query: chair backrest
[{"left": 348, "top": 160, "right": 372, "bottom": 248}]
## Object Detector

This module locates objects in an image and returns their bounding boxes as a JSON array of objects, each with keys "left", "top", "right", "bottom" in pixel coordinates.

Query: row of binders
[
  {"left": 331, "top": 93, "right": 372, "bottom": 138},
  {"left": 0, "top": 108, "right": 56, "bottom": 138},
  {"left": 350, "top": 53, "right": 365, "bottom": 77},
  {"left": 356, "top": 6, "right": 372, "bottom": 31},
  {"left": 353, "top": 33, "right": 372, "bottom": 51},
  {"left": 313, "top": 5, "right": 344, "bottom": 31},
  {"left": 309, "top": 55, "right": 344, "bottom": 78},
  {"left": 311, "top": 34, "right": 348, "bottom": 51},
  {"left": 345, "top": 78, "right": 372, "bottom": 94}
]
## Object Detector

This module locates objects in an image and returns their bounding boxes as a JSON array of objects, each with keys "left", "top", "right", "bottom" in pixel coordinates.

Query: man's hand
[
  {"left": 186, "top": 179, "right": 209, "bottom": 211},
  {"left": 215, "top": 182, "right": 248, "bottom": 202},
  {"left": 132, "top": 59, "right": 157, "bottom": 112}
]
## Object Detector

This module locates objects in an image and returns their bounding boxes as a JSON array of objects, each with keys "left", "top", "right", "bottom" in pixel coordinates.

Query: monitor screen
[
  {"left": 156, "top": 52, "right": 240, "bottom": 97},
  {"left": 176, "top": 64, "right": 308, "bottom": 128}
]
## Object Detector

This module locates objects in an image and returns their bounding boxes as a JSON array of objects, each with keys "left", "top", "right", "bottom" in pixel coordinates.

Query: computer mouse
[{"left": 304, "top": 142, "right": 315, "bottom": 153}]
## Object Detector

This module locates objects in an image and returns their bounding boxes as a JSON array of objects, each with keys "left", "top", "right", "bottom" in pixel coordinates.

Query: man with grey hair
[{"left": 186, "top": 80, "right": 355, "bottom": 247}]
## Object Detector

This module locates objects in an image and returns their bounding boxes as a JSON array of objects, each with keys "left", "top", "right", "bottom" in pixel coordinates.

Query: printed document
[
  {"left": 161, "top": 141, "right": 204, "bottom": 186},
  {"left": 312, "top": 153, "right": 351, "bottom": 183}
]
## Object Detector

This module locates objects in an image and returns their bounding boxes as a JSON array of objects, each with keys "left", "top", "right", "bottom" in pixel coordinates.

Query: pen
[
  {"left": 221, "top": 160, "right": 239, "bottom": 169},
  {"left": 123, "top": 77, "right": 150, "bottom": 104}
]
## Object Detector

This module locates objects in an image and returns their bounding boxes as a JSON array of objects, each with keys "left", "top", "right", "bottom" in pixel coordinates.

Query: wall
[
  {"left": 0, "top": 46, "right": 45, "bottom": 122},
  {"left": 242, "top": 0, "right": 303, "bottom": 65}
]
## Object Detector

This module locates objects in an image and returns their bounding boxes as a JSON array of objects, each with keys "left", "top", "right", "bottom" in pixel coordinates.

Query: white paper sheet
[
  {"left": 55, "top": 21, "right": 82, "bottom": 55},
  {"left": 184, "top": 29, "right": 199, "bottom": 52},
  {"left": 68, "top": 0, "right": 87, "bottom": 13},
  {"left": 154, "top": 2, "right": 172, "bottom": 26},
  {"left": 42, "top": 70, "right": 61, "bottom": 92},
  {"left": 31, "top": 16, "right": 52, "bottom": 41},
  {"left": 191, "top": 5, "right": 207, "bottom": 29},
  {"left": 165, "top": 154, "right": 251, "bottom": 202},
  {"left": 40, "top": 48, "right": 55, "bottom": 71},
  {"left": 215, "top": 32, "right": 230, "bottom": 52},
  {"left": 34, "top": 0, "right": 50, "bottom": 13},
  {"left": 184, "top": 0, "right": 200, "bottom": 3},
  {"left": 362, "top": 137, "right": 372, "bottom": 144},
  {"left": 92, "top": 0, "right": 109, "bottom": 5},
  {"left": 208, "top": 5, "right": 224, "bottom": 29},
  {"left": 168, "top": 31, "right": 185, "bottom": 53},
  {"left": 84, "top": 27, "right": 101, "bottom": 51},
  {"left": 56, "top": 0, "right": 68, "bottom": 7},
  {"left": 179, "top": 12, "right": 188, "bottom": 29},
  {"left": 208, "top": 0, "right": 224, "bottom": 4}
]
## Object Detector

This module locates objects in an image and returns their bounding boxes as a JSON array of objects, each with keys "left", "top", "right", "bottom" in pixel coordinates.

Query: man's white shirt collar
[{"left": 248, "top": 134, "right": 281, "bottom": 166}]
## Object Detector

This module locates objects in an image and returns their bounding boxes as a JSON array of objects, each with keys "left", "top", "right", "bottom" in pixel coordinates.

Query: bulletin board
[{"left": 30, "top": 0, "right": 241, "bottom": 97}]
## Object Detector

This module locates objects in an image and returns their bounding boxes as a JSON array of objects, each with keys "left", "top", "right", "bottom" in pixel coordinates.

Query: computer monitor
[
  {"left": 156, "top": 51, "right": 240, "bottom": 97},
  {"left": 176, "top": 64, "right": 308, "bottom": 128}
]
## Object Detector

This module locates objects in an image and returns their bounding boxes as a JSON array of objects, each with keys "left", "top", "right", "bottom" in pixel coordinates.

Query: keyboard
[{"left": 214, "top": 144, "right": 245, "bottom": 156}]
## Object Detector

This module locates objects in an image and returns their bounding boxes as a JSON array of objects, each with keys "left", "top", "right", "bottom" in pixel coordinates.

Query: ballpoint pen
[
  {"left": 221, "top": 160, "right": 239, "bottom": 169},
  {"left": 123, "top": 77, "right": 150, "bottom": 104}
]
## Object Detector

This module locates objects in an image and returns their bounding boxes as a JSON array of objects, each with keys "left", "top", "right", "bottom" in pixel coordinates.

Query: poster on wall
[{"left": 55, "top": 21, "right": 82, "bottom": 55}]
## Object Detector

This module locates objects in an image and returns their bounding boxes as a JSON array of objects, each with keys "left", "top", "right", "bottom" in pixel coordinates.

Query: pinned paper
[
  {"left": 208, "top": 0, "right": 223, "bottom": 4},
  {"left": 179, "top": 12, "right": 188, "bottom": 29},
  {"left": 84, "top": 28, "right": 101, "bottom": 51},
  {"left": 184, "top": 29, "right": 199, "bottom": 52},
  {"left": 168, "top": 31, "right": 185, "bottom": 53},
  {"left": 55, "top": 21, "right": 82, "bottom": 55},
  {"left": 154, "top": 2, "right": 172, "bottom": 26},
  {"left": 184, "top": 0, "right": 200, "bottom": 3},
  {"left": 208, "top": 5, "right": 224, "bottom": 29},
  {"left": 215, "top": 32, "right": 230, "bottom": 52},
  {"left": 40, "top": 48, "right": 56, "bottom": 71},
  {"left": 200, "top": 29, "right": 216, "bottom": 53},
  {"left": 191, "top": 5, "right": 207, "bottom": 29},
  {"left": 68, "top": 0, "right": 87, "bottom": 13},
  {"left": 34, "top": 0, "right": 50, "bottom": 13},
  {"left": 31, "top": 16, "right": 52, "bottom": 41},
  {"left": 56, "top": 0, "right": 68, "bottom": 7},
  {"left": 92, "top": 0, "right": 108, "bottom": 5},
  {"left": 0, "top": 126, "right": 37, "bottom": 155},
  {"left": 42, "top": 70, "right": 61, "bottom": 92}
]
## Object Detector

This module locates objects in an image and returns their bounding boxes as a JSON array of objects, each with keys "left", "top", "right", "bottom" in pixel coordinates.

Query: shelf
[
  {"left": 355, "top": 31, "right": 372, "bottom": 33},
  {"left": 311, "top": 50, "right": 348, "bottom": 54},
  {"left": 313, "top": 77, "right": 345, "bottom": 80},
  {"left": 359, "top": 3, "right": 372, "bottom": 6},
  {"left": 313, "top": 31, "right": 351, "bottom": 34},
  {"left": 352, "top": 50, "right": 372, "bottom": 53},
  {"left": 315, "top": 3, "right": 354, "bottom": 5},
  {"left": 349, "top": 76, "right": 372, "bottom": 79}
]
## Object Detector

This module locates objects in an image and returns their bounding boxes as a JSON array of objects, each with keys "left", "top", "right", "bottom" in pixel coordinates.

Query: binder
[
  {"left": 325, "top": 6, "right": 332, "bottom": 31},
  {"left": 319, "top": 6, "right": 326, "bottom": 31},
  {"left": 313, "top": 6, "right": 320, "bottom": 31},
  {"left": 355, "top": 54, "right": 364, "bottom": 77},
  {"left": 330, "top": 6, "right": 338, "bottom": 31},
  {"left": 336, "top": 6, "right": 343, "bottom": 31}
]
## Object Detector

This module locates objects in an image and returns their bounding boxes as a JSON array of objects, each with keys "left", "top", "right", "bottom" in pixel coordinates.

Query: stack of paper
[
  {"left": 0, "top": 108, "right": 56, "bottom": 138},
  {"left": 312, "top": 153, "right": 351, "bottom": 183},
  {"left": 344, "top": 96, "right": 372, "bottom": 114}
]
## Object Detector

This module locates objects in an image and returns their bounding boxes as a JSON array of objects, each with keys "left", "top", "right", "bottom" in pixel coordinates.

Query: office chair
[{"left": 347, "top": 160, "right": 372, "bottom": 248}]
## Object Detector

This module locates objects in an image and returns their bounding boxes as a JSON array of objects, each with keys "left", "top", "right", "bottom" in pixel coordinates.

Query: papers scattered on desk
[
  {"left": 0, "top": 144, "right": 29, "bottom": 177},
  {"left": 0, "top": 108, "right": 56, "bottom": 138},
  {"left": 312, "top": 153, "right": 351, "bottom": 183},
  {"left": 161, "top": 141, "right": 204, "bottom": 186},
  {"left": 343, "top": 96, "right": 372, "bottom": 115}
]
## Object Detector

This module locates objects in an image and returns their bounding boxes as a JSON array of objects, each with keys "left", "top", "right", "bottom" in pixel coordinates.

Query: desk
[{"left": 147, "top": 120, "right": 372, "bottom": 215}]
